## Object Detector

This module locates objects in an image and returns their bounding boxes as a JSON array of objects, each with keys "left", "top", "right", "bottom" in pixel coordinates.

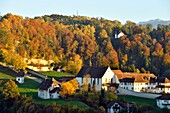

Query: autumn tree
[
  {"left": 2, "top": 79, "right": 20, "bottom": 100},
  {"left": 60, "top": 78, "right": 79, "bottom": 98},
  {"left": 1, "top": 49, "right": 27, "bottom": 70},
  {"left": 66, "top": 54, "right": 83, "bottom": 74}
]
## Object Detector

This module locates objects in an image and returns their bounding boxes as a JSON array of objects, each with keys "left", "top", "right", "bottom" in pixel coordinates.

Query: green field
[
  {"left": 118, "top": 95, "right": 156, "bottom": 106},
  {"left": 18, "top": 78, "right": 39, "bottom": 95},
  {"left": 34, "top": 98, "right": 89, "bottom": 108},
  {"left": 39, "top": 71, "right": 74, "bottom": 79},
  {"left": 0, "top": 66, "right": 88, "bottom": 108}
]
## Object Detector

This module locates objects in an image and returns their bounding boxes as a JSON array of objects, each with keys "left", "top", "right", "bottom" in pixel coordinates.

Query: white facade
[
  {"left": 157, "top": 99, "right": 170, "bottom": 109},
  {"left": 38, "top": 79, "right": 60, "bottom": 99},
  {"left": 119, "top": 82, "right": 157, "bottom": 92},
  {"left": 16, "top": 77, "right": 24, "bottom": 84},
  {"left": 76, "top": 67, "right": 119, "bottom": 91},
  {"left": 50, "top": 92, "right": 60, "bottom": 99},
  {"left": 38, "top": 86, "right": 60, "bottom": 99},
  {"left": 38, "top": 89, "right": 49, "bottom": 99},
  {"left": 118, "top": 32, "right": 124, "bottom": 38}
]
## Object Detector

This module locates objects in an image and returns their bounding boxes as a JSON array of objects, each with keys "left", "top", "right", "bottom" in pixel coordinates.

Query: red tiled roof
[
  {"left": 112, "top": 70, "right": 123, "bottom": 74},
  {"left": 117, "top": 73, "right": 156, "bottom": 83}
]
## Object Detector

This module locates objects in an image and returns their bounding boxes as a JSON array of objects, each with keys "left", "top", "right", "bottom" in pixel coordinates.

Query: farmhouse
[
  {"left": 117, "top": 72, "right": 157, "bottom": 92},
  {"left": 156, "top": 94, "right": 170, "bottom": 109},
  {"left": 16, "top": 69, "right": 25, "bottom": 84},
  {"left": 38, "top": 78, "right": 61, "bottom": 99},
  {"left": 76, "top": 66, "right": 119, "bottom": 91},
  {"left": 107, "top": 100, "right": 134, "bottom": 113}
]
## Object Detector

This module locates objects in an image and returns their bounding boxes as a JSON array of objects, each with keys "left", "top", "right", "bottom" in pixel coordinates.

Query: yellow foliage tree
[
  {"left": 66, "top": 54, "right": 82, "bottom": 74},
  {"left": 1, "top": 50, "right": 27, "bottom": 70},
  {"left": 60, "top": 78, "right": 79, "bottom": 98}
]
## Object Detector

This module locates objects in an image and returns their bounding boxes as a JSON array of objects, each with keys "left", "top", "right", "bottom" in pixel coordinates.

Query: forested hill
[{"left": 0, "top": 13, "right": 170, "bottom": 76}]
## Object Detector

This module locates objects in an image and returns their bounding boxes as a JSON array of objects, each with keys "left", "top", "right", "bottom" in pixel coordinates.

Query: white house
[
  {"left": 117, "top": 73, "right": 157, "bottom": 92},
  {"left": 76, "top": 66, "right": 119, "bottom": 91},
  {"left": 16, "top": 69, "right": 25, "bottom": 84},
  {"left": 115, "top": 32, "right": 125, "bottom": 38},
  {"left": 38, "top": 78, "right": 61, "bottom": 99},
  {"left": 156, "top": 94, "right": 170, "bottom": 109},
  {"left": 107, "top": 100, "right": 134, "bottom": 113}
]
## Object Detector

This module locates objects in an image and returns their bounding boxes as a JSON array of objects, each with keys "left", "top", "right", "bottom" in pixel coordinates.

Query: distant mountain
[{"left": 138, "top": 19, "right": 170, "bottom": 29}]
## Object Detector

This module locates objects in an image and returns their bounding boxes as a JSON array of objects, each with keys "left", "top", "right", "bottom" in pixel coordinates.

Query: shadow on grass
[
  {"left": 17, "top": 78, "right": 40, "bottom": 89},
  {"left": 21, "top": 92, "right": 89, "bottom": 108},
  {"left": 0, "top": 66, "right": 17, "bottom": 77}
]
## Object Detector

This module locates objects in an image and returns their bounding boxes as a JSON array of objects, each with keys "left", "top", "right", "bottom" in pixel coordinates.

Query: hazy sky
[{"left": 0, "top": 0, "right": 169, "bottom": 24}]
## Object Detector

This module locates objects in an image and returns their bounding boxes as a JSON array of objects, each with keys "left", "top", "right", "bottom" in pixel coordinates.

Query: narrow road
[
  {"left": 26, "top": 76, "right": 42, "bottom": 83},
  {"left": 26, "top": 68, "right": 47, "bottom": 79}
]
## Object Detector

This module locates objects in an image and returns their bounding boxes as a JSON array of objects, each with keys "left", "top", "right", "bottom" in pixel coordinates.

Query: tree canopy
[{"left": 0, "top": 13, "right": 170, "bottom": 76}]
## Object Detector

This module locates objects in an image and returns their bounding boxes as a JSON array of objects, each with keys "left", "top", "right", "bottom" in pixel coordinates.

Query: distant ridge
[{"left": 138, "top": 19, "right": 170, "bottom": 29}]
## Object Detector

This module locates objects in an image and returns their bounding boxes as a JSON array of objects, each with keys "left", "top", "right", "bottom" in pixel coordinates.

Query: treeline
[{"left": 0, "top": 13, "right": 170, "bottom": 76}]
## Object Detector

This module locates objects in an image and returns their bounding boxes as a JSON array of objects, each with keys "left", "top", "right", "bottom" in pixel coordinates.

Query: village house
[
  {"left": 115, "top": 31, "right": 125, "bottom": 38},
  {"left": 16, "top": 69, "right": 25, "bottom": 84},
  {"left": 156, "top": 94, "right": 170, "bottom": 109},
  {"left": 116, "top": 72, "right": 157, "bottom": 92},
  {"left": 155, "top": 77, "right": 170, "bottom": 93},
  {"left": 38, "top": 78, "right": 61, "bottom": 99},
  {"left": 76, "top": 66, "right": 119, "bottom": 91},
  {"left": 107, "top": 100, "right": 134, "bottom": 113}
]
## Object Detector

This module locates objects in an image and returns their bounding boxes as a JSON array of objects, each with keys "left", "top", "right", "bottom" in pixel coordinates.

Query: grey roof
[
  {"left": 16, "top": 69, "right": 25, "bottom": 77},
  {"left": 38, "top": 78, "right": 60, "bottom": 90},
  {"left": 156, "top": 95, "right": 170, "bottom": 100},
  {"left": 119, "top": 78, "right": 135, "bottom": 83},
  {"left": 76, "top": 66, "right": 109, "bottom": 78},
  {"left": 49, "top": 87, "right": 60, "bottom": 93},
  {"left": 107, "top": 100, "right": 134, "bottom": 108}
]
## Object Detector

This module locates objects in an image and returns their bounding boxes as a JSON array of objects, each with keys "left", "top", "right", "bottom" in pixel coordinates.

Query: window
[
  {"left": 81, "top": 77, "right": 83, "bottom": 84},
  {"left": 105, "top": 78, "right": 107, "bottom": 83},
  {"left": 97, "top": 78, "right": 99, "bottom": 85}
]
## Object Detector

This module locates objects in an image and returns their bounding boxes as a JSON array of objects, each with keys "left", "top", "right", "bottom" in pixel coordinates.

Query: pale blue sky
[{"left": 0, "top": 0, "right": 169, "bottom": 24}]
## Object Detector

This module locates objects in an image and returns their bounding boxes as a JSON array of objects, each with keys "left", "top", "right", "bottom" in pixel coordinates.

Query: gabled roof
[
  {"left": 118, "top": 73, "right": 157, "bottom": 83},
  {"left": 76, "top": 66, "right": 109, "bottom": 78},
  {"left": 107, "top": 100, "right": 134, "bottom": 108},
  {"left": 49, "top": 87, "right": 61, "bottom": 93},
  {"left": 157, "top": 77, "right": 170, "bottom": 83},
  {"left": 16, "top": 69, "right": 25, "bottom": 77},
  {"left": 156, "top": 85, "right": 170, "bottom": 88},
  {"left": 120, "top": 78, "right": 135, "bottom": 83},
  {"left": 112, "top": 70, "right": 123, "bottom": 74},
  {"left": 156, "top": 94, "right": 170, "bottom": 100},
  {"left": 39, "top": 78, "right": 60, "bottom": 90}
]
